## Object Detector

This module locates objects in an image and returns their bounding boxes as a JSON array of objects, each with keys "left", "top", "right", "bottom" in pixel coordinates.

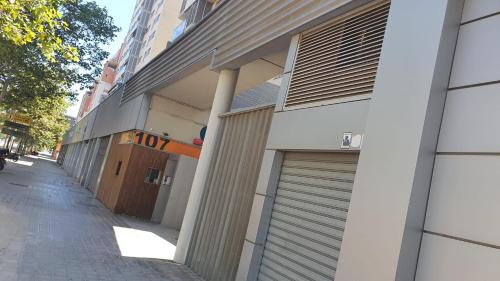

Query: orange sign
[
  {"left": 121, "top": 130, "right": 201, "bottom": 159},
  {"left": 0, "top": 112, "right": 32, "bottom": 126},
  {"left": 119, "top": 131, "right": 134, "bottom": 144},
  {"left": 9, "top": 113, "right": 32, "bottom": 126}
]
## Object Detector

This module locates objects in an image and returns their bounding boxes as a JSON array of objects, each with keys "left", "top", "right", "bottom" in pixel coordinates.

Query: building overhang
[{"left": 120, "top": 0, "right": 374, "bottom": 104}]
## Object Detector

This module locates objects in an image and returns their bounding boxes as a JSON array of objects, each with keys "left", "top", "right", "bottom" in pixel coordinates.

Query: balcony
[{"left": 172, "top": 0, "right": 215, "bottom": 42}]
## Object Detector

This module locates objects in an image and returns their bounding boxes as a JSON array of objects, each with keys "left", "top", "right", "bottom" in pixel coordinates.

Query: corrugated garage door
[
  {"left": 258, "top": 152, "right": 358, "bottom": 281},
  {"left": 187, "top": 105, "right": 274, "bottom": 281},
  {"left": 86, "top": 136, "right": 111, "bottom": 195},
  {"left": 79, "top": 139, "right": 97, "bottom": 184}
]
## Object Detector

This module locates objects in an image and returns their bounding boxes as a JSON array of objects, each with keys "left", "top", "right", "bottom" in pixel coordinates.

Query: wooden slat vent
[{"left": 285, "top": 1, "right": 390, "bottom": 109}]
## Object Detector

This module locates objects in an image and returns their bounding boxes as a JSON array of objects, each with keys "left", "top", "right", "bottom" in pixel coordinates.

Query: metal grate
[
  {"left": 187, "top": 106, "right": 274, "bottom": 281},
  {"left": 284, "top": 1, "right": 390, "bottom": 109},
  {"left": 258, "top": 152, "right": 359, "bottom": 281}
]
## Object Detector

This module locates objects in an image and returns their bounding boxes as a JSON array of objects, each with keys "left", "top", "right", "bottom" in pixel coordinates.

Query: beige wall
[
  {"left": 161, "top": 155, "right": 198, "bottom": 230},
  {"left": 135, "top": 0, "right": 182, "bottom": 71},
  {"left": 145, "top": 95, "right": 209, "bottom": 144},
  {"left": 416, "top": 1, "right": 500, "bottom": 280},
  {"left": 151, "top": 0, "right": 182, "bottom": 55}
]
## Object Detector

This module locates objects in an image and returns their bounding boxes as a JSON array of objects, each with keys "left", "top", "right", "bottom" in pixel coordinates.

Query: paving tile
[{"left": 0, "top": 156, "right": 204, "bottom": 281}]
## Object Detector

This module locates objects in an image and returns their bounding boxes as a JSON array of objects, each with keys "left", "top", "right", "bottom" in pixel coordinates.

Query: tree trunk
[
  {"left": 17, "top": 137, "right": 25, "bottom": 153},
  {"left": 0, "top": 81, "right": 7, "bottom": 103},
  {"left": 5, "top": 135, "right": 12, "bottom": 150},
  {"left": 9, "top": 138, "right": 15, "bottom": 152}
]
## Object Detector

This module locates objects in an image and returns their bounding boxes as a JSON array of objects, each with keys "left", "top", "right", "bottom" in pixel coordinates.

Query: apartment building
[
  {"left": 114, "top": 0, "right": 153, "bottom": 83},
  {"left": 89, "top": 56, "right": 120, "bottom": 110},
  {"left": 134, "top": 0, "right": 183, "bottom": 71},
  {"left": 115, "top": 0, "right": 183, "bottom": 83},
  {"left": 76, "top": 90, "right": 92, "bottom": 121},
  {"left": 171, "top": 0, "right": 219, "bottom": 40},
  {"left": 60, "top": 1, "right": 500, "bottom": 281},
  {"left": 76, "top": 50, "right": 121, "bottom": 119}
]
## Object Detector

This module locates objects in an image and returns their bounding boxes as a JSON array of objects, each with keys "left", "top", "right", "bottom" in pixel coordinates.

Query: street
[{"left": 0, "top": 155, "right": 202, "bottom": 281}]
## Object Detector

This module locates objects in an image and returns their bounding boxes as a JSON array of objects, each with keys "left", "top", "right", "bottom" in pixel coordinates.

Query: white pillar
[
  {"left": 174, "top": 68, "right": 239, "bottom": 263},
  {"left": 135, "top": 93, "right": 152, "bottom": 130}
]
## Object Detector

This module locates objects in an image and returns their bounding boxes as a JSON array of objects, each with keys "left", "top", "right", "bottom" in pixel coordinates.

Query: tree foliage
[
  {"left": 1, "top": 94, "right": 69, "bottom": 150},
  {"left": 0, "top": 0, "right": 119, "bottom": 98},
  {"left": 59, "top": 1, "right": 119, "bottom": 85},
  {"left": 0, "top": 0, "right": 119, "bottom": 148},
  {"left": 0, "top": 0, "right": 78, "bottom": 61},
  {"left": 27, "top": 96, "right": 69, "bottom": 150},
  {"left": 0, "top": 40, "right": 71, "bottom": 103}
]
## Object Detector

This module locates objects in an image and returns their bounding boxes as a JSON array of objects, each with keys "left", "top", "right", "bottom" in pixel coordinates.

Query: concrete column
[
  {"left": 135, "top": 93, "right": 152, "bottom": 130},
  {"left": 174, "top": 68, "right": 239, "bottom": 263},
  {"left": 5, "top": 135, "right": 12, "bottom": 150},
  {"left": 335, "top": 0, "right": 464, "bottom": 281}
]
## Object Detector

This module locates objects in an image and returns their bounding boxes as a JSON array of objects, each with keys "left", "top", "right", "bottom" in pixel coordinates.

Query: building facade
[
  {"left": 114, "top": 0, "right": 154, "bottom": 83},
  {"left": 77, "top": 50, "right": 121, "bottom": 120},
  {"left": 115, "top": 0, "right": 184, "bottom": 83},
  {"left": 89, "top": 55, "right": 120, "bottom": 110},
  {"left": 76, "top": 90, "right": 92, "bottom": 121},
  {"left": 134, "top": 0, "right": 183, "bottom": 71},
  {"left": 60, "top": 0, "right": 500, "bottom": 281}
]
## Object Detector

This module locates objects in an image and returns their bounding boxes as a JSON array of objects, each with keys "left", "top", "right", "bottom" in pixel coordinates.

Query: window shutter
[{"left": 285, "top": 1, "right": 390, "bottom": 109}]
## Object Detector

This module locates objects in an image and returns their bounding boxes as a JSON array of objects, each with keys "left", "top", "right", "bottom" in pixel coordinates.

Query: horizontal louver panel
[
  {"left": 258, "top": 152, "right": 359, "bottom": 281},
  {"left": 284, "top": 1, "right": 390, "bottom": 109}
]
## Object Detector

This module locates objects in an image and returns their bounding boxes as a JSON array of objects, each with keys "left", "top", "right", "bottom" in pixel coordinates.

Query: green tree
[
  {"left": 0, "top": 40, "right": 71, "bottom": 104},
  {"left": 0, "top": 0, "right": 78, "bottom": 61},
  {"left": 26, "top": 96, "right": 70, "bottom": 150},
  {"left": 59, "top": 1, "right": 120, "bottom": 86},
  {"left": 5, "top": 95, "right": 70, "bottom": 151},
  {"left": 0, "top": 0, "right": 119, "bottom": 148},
  {"left": 0, "top": 0, "right": 119, "bottom": 103}
]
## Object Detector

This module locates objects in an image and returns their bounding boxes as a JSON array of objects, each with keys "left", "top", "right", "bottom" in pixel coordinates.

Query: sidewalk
[{"left": 0, "top": 155, "right": 203, "bottom": 281}]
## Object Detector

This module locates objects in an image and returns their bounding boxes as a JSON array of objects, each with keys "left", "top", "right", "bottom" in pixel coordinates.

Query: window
[
  {"left": 144, "top": 168, "right": 161, "bottom": 184},
  {"left": 144, "top": 48, "right": 151, "bottom": 57},
  {"left": 153, "top": 14, "right": 161, "bottom": 25},
  {"left": 122, "top": 49, "right": 130, "bottom": 61},
  {"left": 148, "top": 31, "right": 156, "bottom": 42},
  {"left": 108, "top": 62, "right": 117, "bottom": 70},
  {"left": 186, "top": 0, "right": 213, "bottom": 27},
  {"left": 172, "top": 20, "right": 187, "bottom": 41},
  {"left": 115, "top": 161, "right": 122, "bottom": 175},
  {"left": 120, "top": 60, "right": 128, "bottom": 70},
  {"left": 157, "top": 0, "right": 164, "bottom": 9}
]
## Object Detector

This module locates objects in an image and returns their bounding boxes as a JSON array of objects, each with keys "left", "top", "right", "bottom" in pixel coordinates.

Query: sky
[{"left": 66, "top": 0, "right": 136, "bottom": 118}]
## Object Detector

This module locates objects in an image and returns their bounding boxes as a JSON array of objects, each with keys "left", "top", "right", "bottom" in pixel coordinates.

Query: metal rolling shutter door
[
  {"left": 258, "top": 152, "right": 359, "bottom": 281},
  {"left": 87, "top": 136, "right": 110, "bottom": 194}
]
